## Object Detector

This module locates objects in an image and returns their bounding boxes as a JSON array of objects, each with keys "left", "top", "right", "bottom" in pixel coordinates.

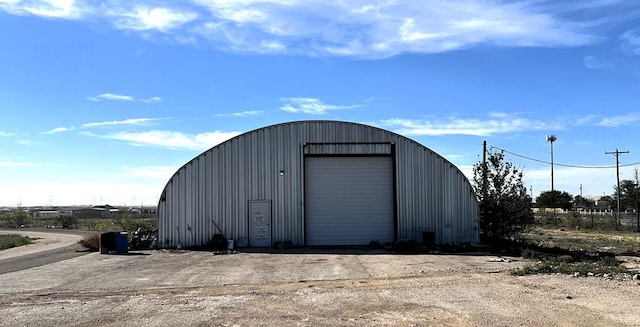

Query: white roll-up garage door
[{"left": 305, "top": 156, "right": 394, "bottom": 245}]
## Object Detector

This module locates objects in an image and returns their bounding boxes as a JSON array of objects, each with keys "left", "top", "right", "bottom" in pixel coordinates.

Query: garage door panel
[
  {"left": 305, "top": 156, "right": 394, "bottom": 245},
  {"left": 309, "top": 201, "right": 392, "bottom": 210}
]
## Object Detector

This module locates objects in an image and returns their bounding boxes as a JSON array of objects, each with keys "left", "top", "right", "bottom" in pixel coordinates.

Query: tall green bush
[{"left": 473, "top": 150, "right": 535, "bottom": 244}]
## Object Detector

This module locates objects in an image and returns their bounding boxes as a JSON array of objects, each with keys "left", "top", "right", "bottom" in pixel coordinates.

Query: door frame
[
  {"left": 302, "top": 150, "right": 397, "bottom": 246},
  {"left": 248, "top": 200, "right": 272, "bottom": 247}
]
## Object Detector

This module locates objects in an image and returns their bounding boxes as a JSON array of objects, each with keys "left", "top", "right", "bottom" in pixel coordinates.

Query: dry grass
[{"left": 79, "top": 232, "right": 101, "bottom": 251}]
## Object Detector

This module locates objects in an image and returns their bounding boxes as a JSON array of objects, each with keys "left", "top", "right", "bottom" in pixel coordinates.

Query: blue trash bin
[{"left": 115, "top": 232, "right": 128, "bottom": 254}]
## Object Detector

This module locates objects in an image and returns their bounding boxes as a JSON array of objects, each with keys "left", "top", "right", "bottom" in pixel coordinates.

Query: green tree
[
  {"left": 619, "top": 168, "right": 640, "bottom": 232},
  {"left": 597, "top": 195, "right": 615, "bottom": 210},
  {"left": 473, "top": 149, "right": 534, "bottom": 244},
  {"left": 115, "top": 208, "right": 137, "bottom": 232},
  {"left": 536, "top": 190, "right": 574, "bottom": 210},
  {"left": 1, "top": 210, "right": 33, "bottom": 228},
  {"left": 600, "top": 195, "right": 614, "bottom": 201},
  {"left": 573, "top": 195, "right": 594, "bottom": 209},
  {"left": 56, "top": 215, "right": 78, "bottom": 229}
]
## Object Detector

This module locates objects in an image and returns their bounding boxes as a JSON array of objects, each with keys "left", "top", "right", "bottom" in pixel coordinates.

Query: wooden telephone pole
[
  {"left": 605, "top": 149, "right": 629, "bottom": 229},
  {"left": 482, "top": 141, "right": 488, "bottom": 201}
]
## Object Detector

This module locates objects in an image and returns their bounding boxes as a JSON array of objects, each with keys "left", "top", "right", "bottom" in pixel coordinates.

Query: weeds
[
  {"left": 512, "top": 257, "right": 628, "bottom": 276},
  {"left": 0, "top": 234, "right": 34, "bottom": 250},
  {"left": 512, "top": 227, "right": 637, "bottom": 276},
  {"left": 620, "top": 236, "right": 640, "bottom": 254}
]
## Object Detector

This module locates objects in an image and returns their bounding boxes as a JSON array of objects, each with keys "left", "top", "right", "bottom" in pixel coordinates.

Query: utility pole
[
  {"left": 605, "top": 149, "right": 629, "bottom": 229},
  {"left": 580, "top": 184, "right": 583, "bottom": 198},
  {"left": 482, "top": 141, "right": 488, "bottom": 201},
  {"left": 579, "top": 184, "right": 583, "bottom": 209}
]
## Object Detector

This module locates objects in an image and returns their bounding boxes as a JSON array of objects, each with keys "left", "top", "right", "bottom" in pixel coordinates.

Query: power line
[{"left": 488, "top": 145, "right": 640, "bottom": 169}]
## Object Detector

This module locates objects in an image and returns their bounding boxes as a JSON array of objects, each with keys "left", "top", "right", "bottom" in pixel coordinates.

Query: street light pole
[
  {"left": 547, "top": 135, "right": 556, "bottom": 192},
  {"left": 547, "top": 135, "right": 557, "bottom": 225}
]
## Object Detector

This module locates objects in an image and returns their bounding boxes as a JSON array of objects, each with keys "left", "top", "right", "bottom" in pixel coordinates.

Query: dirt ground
[{"left": 1, "top": 231, "right": 640, "bottom": 326}]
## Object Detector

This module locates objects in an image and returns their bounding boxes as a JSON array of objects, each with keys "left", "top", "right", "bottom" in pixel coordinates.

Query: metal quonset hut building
[{"left": 158, "top": 121, "right": 479, "bottom": 248}]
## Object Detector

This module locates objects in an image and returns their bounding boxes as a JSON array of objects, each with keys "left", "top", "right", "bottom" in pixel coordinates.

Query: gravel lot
[{"left": 1, "top": 231, "right": 640, "bottom": 326}]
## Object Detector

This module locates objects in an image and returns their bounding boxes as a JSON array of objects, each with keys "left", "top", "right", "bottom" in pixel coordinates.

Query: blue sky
[{"left": 1, "top": 0, "right": 640, "bottom": 207}]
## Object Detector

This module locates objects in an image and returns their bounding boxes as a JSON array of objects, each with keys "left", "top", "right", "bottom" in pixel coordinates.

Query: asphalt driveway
[{"left": 0, "top": 228, "right": 92, "bottom": 274}]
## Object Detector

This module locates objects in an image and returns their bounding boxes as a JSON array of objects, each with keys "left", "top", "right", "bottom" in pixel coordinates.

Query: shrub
[
  {"left": 597, "top": 215, "right": 618, "bottom": 231},
  {"left": 56, "top": 215, "right": 78, "bottom": 229},
  {"left": 564, "top": 211, "right": 582, "bottom": 229},
  {"left": 538, "top": 212, "right": 556, "bottom": 226},
  {"left": 79, "top": 232, "right": 101, "bottom": 251},
  {"left": 115, "top": 215, "right": 137, "bottom": 232}
]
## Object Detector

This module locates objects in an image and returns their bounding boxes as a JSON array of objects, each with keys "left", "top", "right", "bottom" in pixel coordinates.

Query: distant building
[
  {"left": 72, "top": 205, "right": 119, "bottom": 218},
  {"left": 33, "top": 211, "right": 60, "bottom": 219},
  {"left": 140, "top": 207, "right": 157, "bottom": 215},
  {"left": 532, "top": 207, "right": 566, "bottom": 214}
]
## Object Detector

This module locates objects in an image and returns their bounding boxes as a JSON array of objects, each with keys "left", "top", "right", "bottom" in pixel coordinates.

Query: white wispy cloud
[
  {"left": 215, "top": 110, "right": 263, "bottom": 118},
  {"left": 88, "top": 93, "right": 135, "bottom": 102},
  {"left": 0, "top": 131, "right": 14, "bottom": 137},
  {"left": 380, "top": 113, "right": 562, "bottom": 136},
  {"left": 280, "top": 98, "right": 360, "bottom": 114},
  {"left": 597, "top": 112, "right": 640, "bottom": 127},
  {"left": 109, "top": 6, "right": 198, "bottom": 33},
  {"left": 620, "top": 29, "right": 640, "bottom": 55},
  {"left": 87, "top": 93, "right": 163, "bottom": 103},
  {"left": 140, "top": 96, "right": 162, "bottom": 103},
  {"left": 41, "top": 118, "right": 159, "bottom": 135},
  {"left": 43, "top": 126, "right": 74, "bottom": 134},
  {"left": 81, "top": 118, "right": 162, "bottom": 128},
  {"left": 0, "top": 0, "right": 86, "bottom": 19},
  {"left": 196, "top": 0, "right": 597, "bottom": 57},
  {"left": 574, "top": 114, "right": 598, "bottom": 126},
  {"left": 0, "top": 0, "right": 607, "bottom": 58},
  {"left": 100, "top": 130, "right": 240, "bottom": 150},
  {"left": 583, "top": 55, "right": 613, "bottom": 69}
]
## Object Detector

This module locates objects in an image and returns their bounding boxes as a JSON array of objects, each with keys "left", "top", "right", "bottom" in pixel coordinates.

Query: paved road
[{"left": 0, "top": 228, "right": 94, "bottom": 275}]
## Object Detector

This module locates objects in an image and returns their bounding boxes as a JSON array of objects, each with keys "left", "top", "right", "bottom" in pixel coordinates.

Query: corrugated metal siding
[
  {"left": 304, "top": 143, "right": 392, "bottom": 155},
  {"left": 158, "top": 120, "right": 479, "bottom": 248}
]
